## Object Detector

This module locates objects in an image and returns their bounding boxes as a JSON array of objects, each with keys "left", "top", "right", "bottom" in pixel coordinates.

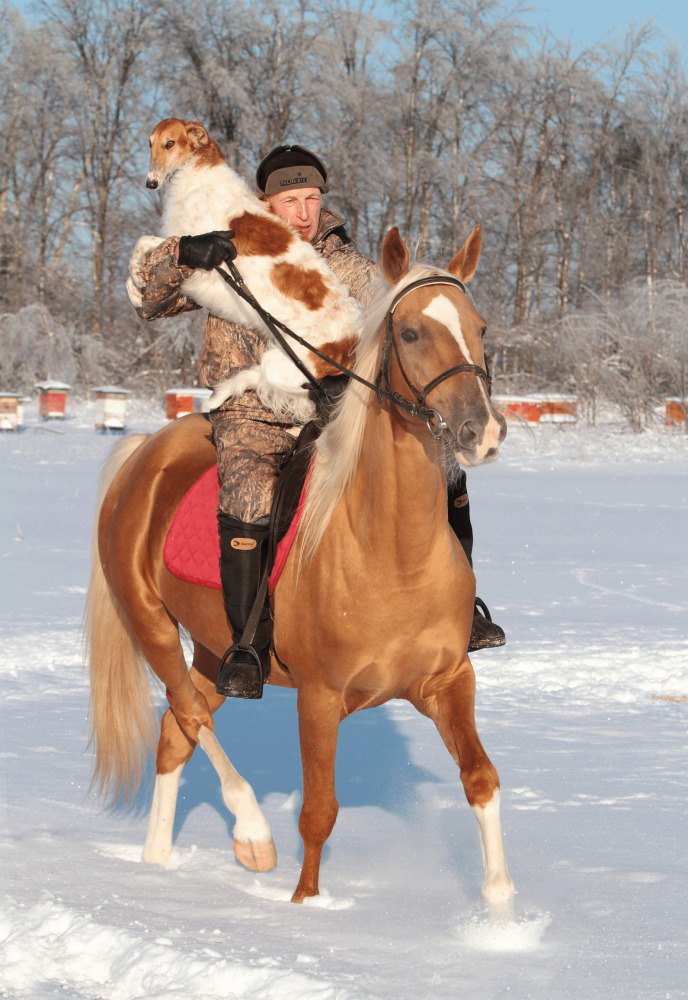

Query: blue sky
[
  {"left": 11, "top": 0, "right": 687, "bottom": 54},
  {"left": 524, "top": 0, "right": 687, "bottom": 51}
]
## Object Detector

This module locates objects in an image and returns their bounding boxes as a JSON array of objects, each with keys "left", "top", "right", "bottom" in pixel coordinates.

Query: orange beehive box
[
  {"left": 492, "top": 395, "right": 542, "bottom": 424},
  {"left": 35, "top": 381, "right": 72, "bottom": 419},
  {"left": 539, "top": 394, "right": 578, "bottom": 424},
  {"left": 165, "top": 387, "right": 212, "bottom": 420},
  {"left": 665, "top": 398, "right": 687, "bottom": 425},
  {"left": 0, "top": 392, "right": 25, "bottom": 431}
]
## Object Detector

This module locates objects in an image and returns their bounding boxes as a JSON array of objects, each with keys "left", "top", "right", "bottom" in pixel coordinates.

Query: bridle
[
  {"left": 375, "top": 274, "right": 492, "bottom": 441},
  {"left": 215, "top": 264, "right": 492, "bottom": 443}
]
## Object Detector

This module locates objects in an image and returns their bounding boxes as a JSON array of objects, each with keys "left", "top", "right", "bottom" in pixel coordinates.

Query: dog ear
[
  {"left": 185, "top": 121, "right": 210, "bottom": 150},
  {"left": 381, "top": 227, "right": 410, "bottom": 285}
]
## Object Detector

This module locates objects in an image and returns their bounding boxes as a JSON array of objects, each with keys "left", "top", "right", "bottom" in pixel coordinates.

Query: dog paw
[
  {"left": 129, "top": 235, "right": 165, "bottom": 284},
  {"left": 126, "top": 276, "right": 143, "bottom": 308}
]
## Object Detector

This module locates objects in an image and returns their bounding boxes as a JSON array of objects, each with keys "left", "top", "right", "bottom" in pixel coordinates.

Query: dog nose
[{"left": 146, "top": 178, "right": 158, "bottom": 190}]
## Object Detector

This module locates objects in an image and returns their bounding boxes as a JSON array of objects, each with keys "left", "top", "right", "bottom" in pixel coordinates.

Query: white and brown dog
[{"left": 127, "top": 118, "right": 362, "bottom": 423}]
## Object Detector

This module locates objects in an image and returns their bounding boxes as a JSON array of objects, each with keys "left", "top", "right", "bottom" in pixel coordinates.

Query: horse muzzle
[{"left": 453, "top": 409, "right": 506, "bottom": 466}]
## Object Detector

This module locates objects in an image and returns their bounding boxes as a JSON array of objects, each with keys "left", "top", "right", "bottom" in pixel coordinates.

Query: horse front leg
[
  {"left": 410, "top": 658, "right": 515, "bottom": 915},
  {"left": 292, "top": 689, "right": 342, "bottom": 903}
]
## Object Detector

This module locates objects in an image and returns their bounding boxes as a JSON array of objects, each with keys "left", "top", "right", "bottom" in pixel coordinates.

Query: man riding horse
[{"left": 128, "top": 144, "right": 505, "bottom": 699}]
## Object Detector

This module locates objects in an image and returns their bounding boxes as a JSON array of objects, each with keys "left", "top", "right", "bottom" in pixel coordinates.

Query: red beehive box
[
  {"left": 165, "top": 387, "right": 212, "bottom": 420},
  {"left": 35, "top": 381, "right": 72, "bottom": 419},
  {"left": 493, "top": 395, "right": 542, "bottom": 424},
  {"left": 665, "top": 398, "right": 687, "bottom": 426}
]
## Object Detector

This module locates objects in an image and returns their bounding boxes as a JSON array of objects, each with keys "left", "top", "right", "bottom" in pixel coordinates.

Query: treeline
[{"left": 0, "top": 0, "right": 686, "bottom": 427}]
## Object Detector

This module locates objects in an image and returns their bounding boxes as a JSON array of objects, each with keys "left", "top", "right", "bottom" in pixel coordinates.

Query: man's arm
[{"left": 129, "top": 237, "right": 200, "bottom": 322}]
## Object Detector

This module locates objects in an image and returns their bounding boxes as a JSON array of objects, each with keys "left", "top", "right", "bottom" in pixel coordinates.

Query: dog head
[{"left": 146, "top": 118, "right": 219, "bottom": 189}]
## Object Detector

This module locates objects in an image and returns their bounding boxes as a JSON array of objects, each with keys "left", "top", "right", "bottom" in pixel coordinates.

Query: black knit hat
[{"left": 256, "top": 144, "right": 329, "bottom": 196}]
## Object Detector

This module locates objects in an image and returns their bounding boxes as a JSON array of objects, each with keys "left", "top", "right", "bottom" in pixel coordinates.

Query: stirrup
[
  {"left": 216, "top": 643, "right": 265, "bottom": 700},
  {"left": 469, "top": 597, "right": 506, "bottom": 652}
]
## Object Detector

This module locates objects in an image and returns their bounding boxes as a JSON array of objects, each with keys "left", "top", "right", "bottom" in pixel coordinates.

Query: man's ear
[
  {"left": 185, "top": 121, "right": 210, "bottom": 150},
  {"left": 381, "top": 227, "right": 410, "bottom": 285},
  {"left": 447, "top": 225, "right": 482, "bottom": 282}
]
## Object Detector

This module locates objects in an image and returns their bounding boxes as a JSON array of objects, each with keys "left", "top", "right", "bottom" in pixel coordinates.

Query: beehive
[
  {"left": 665, "top": 398, "right": 687, "bottom": 426},
  {"left": 165, "top": 387, "right": 212, "bottom": 420},
  {"left": 492, "top": 395, "right": 542, "bottom": 424},
  {"left": 0, "top": 392, "right": 24, "bottom": 431},
  {"left": 35, "top": 381, "right": 72, "bottom": 419},
  {"left": 539, "top": 394, "right": 578, "bottom": 424},
  {"left": 91, "top": 386, "right": 132, "bottom": 432}
]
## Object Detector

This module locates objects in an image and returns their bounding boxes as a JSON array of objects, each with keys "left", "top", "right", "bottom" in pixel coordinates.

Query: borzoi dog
[{"left": 127, "top": 118, "right": 362, "bottom": 422}]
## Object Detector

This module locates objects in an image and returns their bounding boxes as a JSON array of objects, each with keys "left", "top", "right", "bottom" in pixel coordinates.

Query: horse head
[{"left": 380, "top": 226, "right": 506, "bottom": 466}]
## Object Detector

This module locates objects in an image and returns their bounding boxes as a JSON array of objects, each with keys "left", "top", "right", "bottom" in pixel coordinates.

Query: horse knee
[
  {"left": 299, "top": 796, "right": 339, "bottom": 844},
  {"left": 461, "top": 760, "right": 500, "bottom": 808},
  {"left": 156, "top": 708, "right": 194, "bottom": 772}
]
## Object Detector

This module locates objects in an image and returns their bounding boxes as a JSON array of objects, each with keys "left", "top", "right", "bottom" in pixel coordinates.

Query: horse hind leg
[
  {"left": 410, "top": 659, "right": 515, "bottom": 915},
  {"left": 143, "top": 642, "right": 276, "bottom": 871}
]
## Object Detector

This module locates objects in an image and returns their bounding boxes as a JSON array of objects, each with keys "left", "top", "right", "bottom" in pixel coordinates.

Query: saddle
[{"left": 163, "top": 417, "right": 321, "bottom": 595}]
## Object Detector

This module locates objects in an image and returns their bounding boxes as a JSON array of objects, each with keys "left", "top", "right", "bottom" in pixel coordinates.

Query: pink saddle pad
[{"left": 163, "top": 464, "right": 312, "bottom": 595}]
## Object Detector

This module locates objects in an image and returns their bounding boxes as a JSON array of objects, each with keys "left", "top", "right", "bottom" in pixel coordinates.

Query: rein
[{"left": 214, "top": 264, "right": 492, "bottom": 441}]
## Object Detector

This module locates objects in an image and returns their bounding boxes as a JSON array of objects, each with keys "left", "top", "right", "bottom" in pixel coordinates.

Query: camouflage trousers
[{"left": 209, "top": 395, "right": 299, "bottom": 523}]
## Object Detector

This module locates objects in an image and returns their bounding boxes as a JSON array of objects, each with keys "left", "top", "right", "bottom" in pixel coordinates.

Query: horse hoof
[
  {"left": 233, "top": 837, "right": 277, "bottom": 872},
  {"left": 291, "top": 884, "right": 317, "bottom": 904},
  {"left": 142, "top": 846, "right": 172, "bottom": 867}
]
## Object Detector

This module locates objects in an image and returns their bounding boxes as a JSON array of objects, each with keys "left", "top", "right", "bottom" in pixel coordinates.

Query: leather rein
[{"left": 214, "top": 264, "right": 492, "bottom": 442}]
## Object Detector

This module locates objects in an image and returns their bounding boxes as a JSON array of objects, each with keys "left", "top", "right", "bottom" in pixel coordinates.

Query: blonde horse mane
[{"left": 299, "top": 264, "right": 437, "bottom": 560}]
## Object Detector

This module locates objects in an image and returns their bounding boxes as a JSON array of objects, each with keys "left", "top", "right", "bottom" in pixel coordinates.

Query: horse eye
[
  {"left": 165, "top": 140, "right": 175, "bottom": 149},
  {"left": 401, "top": 329, "right": 419, "bottom": 344}
]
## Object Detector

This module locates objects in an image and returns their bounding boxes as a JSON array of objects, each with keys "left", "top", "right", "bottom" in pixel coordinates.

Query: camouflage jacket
[{"left": 132, "top": 209, "right": 380, "bottom": 401}]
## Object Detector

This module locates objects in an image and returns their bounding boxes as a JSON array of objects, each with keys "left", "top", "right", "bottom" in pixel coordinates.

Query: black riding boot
[
  {"left": 448, "top": 472, "right": 506, "bottom": 652},
  {"left": 215, "top": 514, "right": 272, "bottom": 699}
]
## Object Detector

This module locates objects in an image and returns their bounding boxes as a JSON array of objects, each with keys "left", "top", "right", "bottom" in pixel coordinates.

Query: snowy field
[{"left": 1, "top": 401, "right": 687, "bottom": 999}]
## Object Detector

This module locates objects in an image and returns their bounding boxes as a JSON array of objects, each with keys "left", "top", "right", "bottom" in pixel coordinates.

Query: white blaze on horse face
[
  {"left": 421, "top": 294, "right": 489, "bottom": 407},
  {"left": 421, "top": 294, "right": 501, "bottom": 461}
]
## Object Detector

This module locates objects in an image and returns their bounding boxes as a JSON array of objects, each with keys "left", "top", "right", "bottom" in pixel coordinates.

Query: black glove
[{"left": 177, "top": 230, "right": 237, "bottom": 270}]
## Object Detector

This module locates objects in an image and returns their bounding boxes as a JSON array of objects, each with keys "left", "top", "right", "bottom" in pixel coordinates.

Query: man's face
[{"left": 264, "top": 187, "right": 322, "bottom": 242}]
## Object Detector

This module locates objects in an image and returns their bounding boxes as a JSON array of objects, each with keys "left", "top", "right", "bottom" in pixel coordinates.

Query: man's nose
[{"left": 296, "top": 201, "right": 309, "bottom": 220}]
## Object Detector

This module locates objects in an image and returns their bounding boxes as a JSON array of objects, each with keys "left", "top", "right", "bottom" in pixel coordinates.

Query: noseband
[{"left": 375, "top": 275, "right": 493, "bottom": 441}]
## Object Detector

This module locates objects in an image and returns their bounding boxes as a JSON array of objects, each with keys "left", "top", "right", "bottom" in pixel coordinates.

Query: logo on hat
[{"left": 280, "top": 174, "right": 310, "bottom": 187}]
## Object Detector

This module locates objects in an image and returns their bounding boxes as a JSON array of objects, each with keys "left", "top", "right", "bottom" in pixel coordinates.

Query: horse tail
[{"left": 85, "top": 434, "right": 157, "bottom": 804}]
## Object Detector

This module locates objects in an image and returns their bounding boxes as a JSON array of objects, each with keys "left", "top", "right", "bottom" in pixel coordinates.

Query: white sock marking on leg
[
  {"left": 197, "top": 726, "right": 272, "bottom": 843},
  {"left": 473, "top": 789, "right": 516, "bottom": 911},
  {"left": 142, "top": 764, "right": 183, "bottom": 865}
]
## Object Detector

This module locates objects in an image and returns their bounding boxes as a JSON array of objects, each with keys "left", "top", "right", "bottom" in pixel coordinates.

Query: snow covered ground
[{"left": 1, "top": 401, "right": 686, "bottom": 999}]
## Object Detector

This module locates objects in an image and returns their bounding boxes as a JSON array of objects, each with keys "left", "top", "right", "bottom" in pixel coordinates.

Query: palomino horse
[{"left": 86, "top": 226, "right": 515, "bottom": 910}]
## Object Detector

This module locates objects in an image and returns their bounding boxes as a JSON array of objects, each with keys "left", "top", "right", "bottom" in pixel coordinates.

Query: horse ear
[
  {"left": 185, "top": 121, "right": 210, "bottom": 149},
  {"left": 447, "top": 225, "right": 482, "bottom": 282},
  {"left": 381, "top": 227, "right": 410, "bottom": 285}
]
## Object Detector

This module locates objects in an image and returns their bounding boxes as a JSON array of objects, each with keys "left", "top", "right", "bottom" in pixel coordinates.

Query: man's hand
[{"left": 176, "top": 230, "right": 237, "bottom": 270}]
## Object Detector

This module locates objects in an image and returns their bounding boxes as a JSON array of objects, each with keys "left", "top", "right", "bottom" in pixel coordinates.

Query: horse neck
[{"left": 344, "top": 398, "right": 447, "bottom": 560}]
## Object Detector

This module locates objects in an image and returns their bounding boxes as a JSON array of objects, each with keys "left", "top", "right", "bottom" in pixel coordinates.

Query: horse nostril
[
  {"left": 458, "top": 419, "right": 480, "bottom": 449},
  {"left": 146, "top": 179, "right": 158, "bottom": 190}
]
